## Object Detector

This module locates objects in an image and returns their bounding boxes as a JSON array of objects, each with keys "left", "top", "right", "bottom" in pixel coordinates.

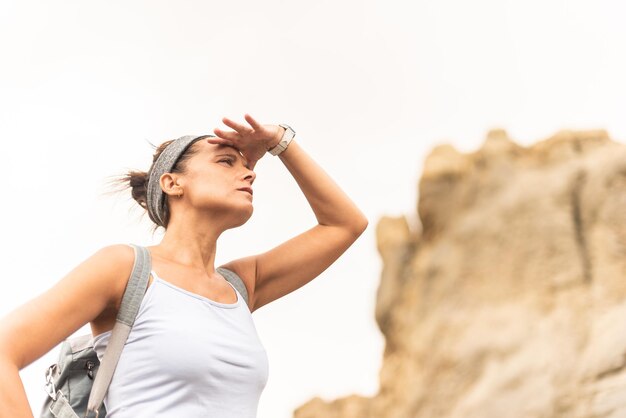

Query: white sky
[{"left": 1, "top": 1, "right": 625, "bottom": 417}]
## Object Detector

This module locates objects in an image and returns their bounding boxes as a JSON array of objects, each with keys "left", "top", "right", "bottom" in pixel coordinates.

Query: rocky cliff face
[{"left": 294, "top": 129, "right": 626, "bottom": 418}]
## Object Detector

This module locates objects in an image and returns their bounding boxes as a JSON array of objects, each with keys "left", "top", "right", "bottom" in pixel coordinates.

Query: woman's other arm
[{"left": 0, "top": 244, "right": 133, "bottom": 417}]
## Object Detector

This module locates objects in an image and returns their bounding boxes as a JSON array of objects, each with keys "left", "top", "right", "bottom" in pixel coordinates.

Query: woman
[{"left": 0, "top": 113, "right": 368, "bottom": 417}]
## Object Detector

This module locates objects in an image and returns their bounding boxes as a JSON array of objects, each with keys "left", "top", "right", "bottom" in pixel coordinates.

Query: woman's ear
[{"left": 159, "top": 173, "right": 183, "bottom": 197}]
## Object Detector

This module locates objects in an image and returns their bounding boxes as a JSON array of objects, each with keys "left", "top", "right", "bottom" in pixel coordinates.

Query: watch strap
[{"left": 268, "top": 124, "right": 296, "bottom": 156}]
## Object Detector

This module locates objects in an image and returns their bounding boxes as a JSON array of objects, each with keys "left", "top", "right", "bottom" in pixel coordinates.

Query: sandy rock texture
[{"left": 294, "top": 129, "right": 626, "bottom": 418}]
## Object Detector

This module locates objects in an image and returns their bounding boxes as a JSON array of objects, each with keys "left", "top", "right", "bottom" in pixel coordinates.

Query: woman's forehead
[{"left": 201, "top": 141, "right": 248, "bottom": 165}]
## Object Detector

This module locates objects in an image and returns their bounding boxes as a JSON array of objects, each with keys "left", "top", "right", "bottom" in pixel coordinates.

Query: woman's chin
[{"left": 236, "top": 205, "right": 254, "bottom": 223}]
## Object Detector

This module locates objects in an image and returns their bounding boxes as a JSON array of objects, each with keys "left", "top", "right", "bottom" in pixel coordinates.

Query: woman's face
[{"left": 169, "top": 139, "right": 256, "bottom": 224}]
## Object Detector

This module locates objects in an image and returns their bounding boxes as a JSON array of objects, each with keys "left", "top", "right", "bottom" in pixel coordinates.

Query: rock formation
[{"left": 294, "top": 129, "right": 626, "bottom": 418}]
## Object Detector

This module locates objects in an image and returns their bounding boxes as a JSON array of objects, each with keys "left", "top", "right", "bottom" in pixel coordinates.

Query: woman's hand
[{"left": 208, "top": 114, "right": 284, "bottom": 171}]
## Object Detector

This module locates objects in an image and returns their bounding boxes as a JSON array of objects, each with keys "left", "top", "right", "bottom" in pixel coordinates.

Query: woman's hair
[{"left": 104, "top": 138, "right": 202, "bottom": 235}]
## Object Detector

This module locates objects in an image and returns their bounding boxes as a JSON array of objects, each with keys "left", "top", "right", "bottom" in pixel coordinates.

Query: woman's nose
[{"left": 244, "top": 167, "right": 256, "bottom": 183}]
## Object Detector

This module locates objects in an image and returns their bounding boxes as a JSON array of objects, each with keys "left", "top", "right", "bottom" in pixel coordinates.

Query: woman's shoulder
[
  {"left": 89, "top": 243, "right": 140, "bottom": 335},
  {"left": 92, "top": 244, "right": 139, "bottom": 307}
]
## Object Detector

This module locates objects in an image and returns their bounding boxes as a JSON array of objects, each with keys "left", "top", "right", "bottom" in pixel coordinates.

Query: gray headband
[{"left": 146, "top": 134, "right": 215, "bottom": 227}]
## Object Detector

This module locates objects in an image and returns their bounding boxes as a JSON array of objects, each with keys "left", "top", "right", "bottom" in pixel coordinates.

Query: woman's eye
[{"left": 219, "top": 159, "right": 234, "bottom": 166}]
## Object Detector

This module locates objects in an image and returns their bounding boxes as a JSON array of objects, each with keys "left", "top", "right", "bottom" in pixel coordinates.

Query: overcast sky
[{"left": 1, "top": 1, "right": 625, "bottom": 417}]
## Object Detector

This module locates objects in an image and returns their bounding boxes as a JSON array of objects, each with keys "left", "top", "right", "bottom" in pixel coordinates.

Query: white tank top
[{"left": 92, "top": 269, "right": 270, "bottom": 417}]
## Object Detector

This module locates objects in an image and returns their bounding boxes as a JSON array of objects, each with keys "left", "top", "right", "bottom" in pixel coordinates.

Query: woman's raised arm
[{"left": 210, "top": 115, "right": 368, "bottom": 312}]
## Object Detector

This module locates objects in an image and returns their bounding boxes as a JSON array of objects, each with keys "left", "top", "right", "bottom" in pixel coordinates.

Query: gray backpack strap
[
  {"left": 84, "top": 244, "right": 151, "bottom": 417},
  {"left": 217, "top": 267, "right": 249, "bottom": 307}
]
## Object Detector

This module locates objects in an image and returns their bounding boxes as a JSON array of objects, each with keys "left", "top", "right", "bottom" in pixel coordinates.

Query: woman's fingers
[
  {"left": 212, "top": 127, "right": 240, "bottom": 142},
  {"left": 206, "top": 136, "right": 228, "bottom": 144},
  {"left": 222, "top": 117, "right": 250, "bottom": 133},
  {"left": 208, "top": 137, "right": 236, "bottom": 150},
  {"left": 244, "top": 114, "right": 263, "bottom": 131}
]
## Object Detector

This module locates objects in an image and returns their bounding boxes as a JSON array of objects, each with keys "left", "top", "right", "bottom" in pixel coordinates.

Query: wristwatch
[{"left": 267, "top": 124, "right": 296, "bottom": 156}]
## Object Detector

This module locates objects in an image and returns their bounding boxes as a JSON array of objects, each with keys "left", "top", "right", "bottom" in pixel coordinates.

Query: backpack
[{"left": 40, "top": 244, "right": 249, "bottom": 418}]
